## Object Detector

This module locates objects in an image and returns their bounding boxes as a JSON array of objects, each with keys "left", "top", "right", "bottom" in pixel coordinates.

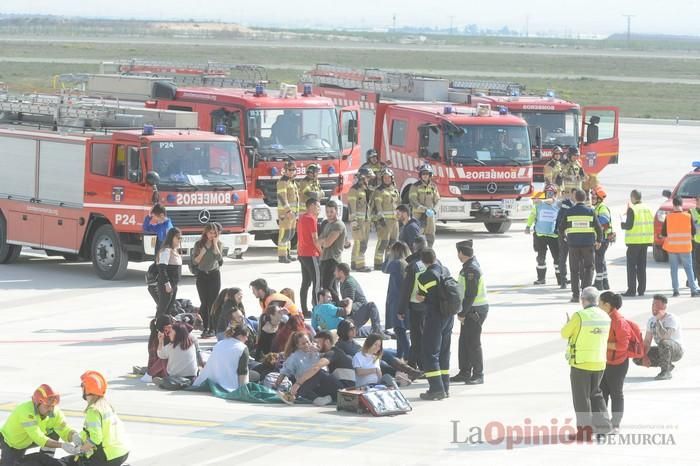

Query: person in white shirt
[
  {"left": 156, "top": 322, "right": 200, "bottom": 383},
  {"left": 633, "top": 294, "right": 683, "bottom": 380},
  {"left": 193, "top": 326, "right": 250, "bottom": 392},
  {"left": 352, "top": 334, "right": 384, "bottom": 386}
]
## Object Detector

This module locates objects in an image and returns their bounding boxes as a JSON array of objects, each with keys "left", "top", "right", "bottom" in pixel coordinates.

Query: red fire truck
[
  {"left": 303, "top": 65, "right": 533, "bottom": 233},
  {"left": 458, "top": 83, "right": 620, "bottom": 198},
  {"left": 0, "top": 99, "right": 250, "bottom": 279},
  {"left": 69, "top": 60, "right": 362, "bottom": 243}
]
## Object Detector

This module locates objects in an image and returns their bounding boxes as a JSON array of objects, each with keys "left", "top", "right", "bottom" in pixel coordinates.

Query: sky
[{"left": 2, "top": 0, "right": 699, "bottom": 36}]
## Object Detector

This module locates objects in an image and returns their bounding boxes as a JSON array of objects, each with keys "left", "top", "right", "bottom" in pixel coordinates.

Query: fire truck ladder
[
  {"left": 303, "top": 63, "right": 435, "bottom": 94},
  {"left": 100, "top": 59, "right": 270, "bottom": 88},
  {"left": 0, "top": 92, "right": 165, "bottom": 130},
  {"left": 448, "top": 79, "right": 524, "bottom": 96}
]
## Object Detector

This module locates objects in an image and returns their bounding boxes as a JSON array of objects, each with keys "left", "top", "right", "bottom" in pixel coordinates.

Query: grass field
[{"left": 1, "top": 37, "right": 699, "bottom": 119}]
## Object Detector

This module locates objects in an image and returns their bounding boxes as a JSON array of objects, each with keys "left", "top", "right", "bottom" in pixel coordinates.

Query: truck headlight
[
  {"left": 252, "top": 208, "right": 271, "bottom": 221},
  {"left": 449, "top": 185, "right": 461, "bottom": 195}
]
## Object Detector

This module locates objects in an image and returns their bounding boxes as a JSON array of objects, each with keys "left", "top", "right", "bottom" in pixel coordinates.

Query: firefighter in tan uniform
[
  {"left": 543, "top": 145, "right": 563, "bottom": 187},
  {"left": 297, "top": 163, "right": 324, "bottom": 206},
  {"left": 371, "top": 167, "right": 400, "bottom": 269},
  {"left": 360, "top": 149, "right": 387, "bottom": 188},
  {"left": 409, "top": 163, "right": 440, "bottom": 248},
  {"left": 560, "top": 146, "right": 585, "bottom": 194},
  {"left": 348, "top": 167, "right": 374, "bottom": 272},
  {"left": 276, "top": 161, "right": 300, "bottom": 263}
]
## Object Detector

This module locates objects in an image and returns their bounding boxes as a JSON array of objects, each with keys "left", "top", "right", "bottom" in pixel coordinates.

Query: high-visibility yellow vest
[
  {"left": 81, "top": 402, "right": 129, "bottom": 461},
  {"left": 0, "top": 401, "right": 72, "bottom": 449},
  {"left": 410, "top": 261, "right": 427, "bottom": 303},
  {"left": 625, "top": 203, "right": 654, "bottom": 245},
  {"left": 458, "top": 272, "right": 488, "bottom": 307},
  {"left": 565, "top": 215, "right": 595, "bottom": 236},
  {"left": 691, "top": 209, "right": 700, "bottom": 243},
  {"left": 594, "top": 202, "right": 613, "bottom": 233},
  {"left": 566, "top": 307, "right": 610, "bottom": 369},
  {"left": 663, "top": 211, "right": 693, "bottom": 253}
]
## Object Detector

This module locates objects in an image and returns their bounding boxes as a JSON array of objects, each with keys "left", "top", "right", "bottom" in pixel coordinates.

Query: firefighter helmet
[
  {"left": 356, "top": 167, "right": 374, "bottom": 181},
  {"left": 366, "top": 149, "right": 378, "bottom": 159},
  {"left": 593, "top": 186, "right": 607, "bottom": 200},
  {"left": 306, "top": 163, "right": 321, "bottom": 174},
  {"left": 568, "top": 146, "right": 579, "bottom": 156},
  {"left": 418, "top": 163, "right": 434, "bottom": 176},
  {"left": 552, "top": 146, "right": 563, "bottom": 155},
  {"left": 32, "top": 384, "right": 60, "bottom": 407},
  {"left": 81, "top": 370, "right": 108, "bottom": 397},
  {"left": 379, "top": 167, "right": 395, "bottom": 185}
]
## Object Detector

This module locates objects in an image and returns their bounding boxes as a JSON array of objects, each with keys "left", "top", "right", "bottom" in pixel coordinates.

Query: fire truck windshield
[
  {"left": 246, "top": 108, "right": 340, "bottom": 159},
  {"left": 151, "top": 141, "right": 245, "bottom": 190},
  {"left": 446, "top": 125, "right": 531, "bottom": 165},
  {"left": 677, "top": 176, "right": 700, "bottom": 198},
  {"left": 514, "top": 110, "right": 580, "bottom": 148}
]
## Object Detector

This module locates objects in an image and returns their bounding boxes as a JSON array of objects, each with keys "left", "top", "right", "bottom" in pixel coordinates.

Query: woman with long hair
[
  {"left": 193, "top": 223, "right": 223, "bottom": 338},
  {"left": 598, "top": 291, "right": 630, "bottom": 433},
  {"left": 213, "top": 288, "right": 245, "bottom": 340},
  {"left": 271, "top": 314, "right": 308, "bottom": 353},
  {"left": 156, "top": 227, "right": 182, "bottom": 316},
  {"left": 382, "top": 241, "right": 411, "bottom": 358},
  {"left": 352, "top": 333, "right": 384, "bottom": 386},
  {"left": 156, "top": 322, "right": 200, "bottom": 380}
]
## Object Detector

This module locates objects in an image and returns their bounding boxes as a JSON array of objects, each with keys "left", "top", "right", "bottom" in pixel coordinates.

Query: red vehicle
[
  {"left": 462, "top": 86, "right": 620, "bottom": 198},
  {"left": 303, "top": 65, "right": 533, "bottom": 233},
  {"left": 76, "top": 61, "right": 361, "bottom": 243},
  {"left": 0, "top": 125, "right": 250, "bottom": 280},
  {"left": 653, "top": 161, "right": 700, "bottom": 262}
]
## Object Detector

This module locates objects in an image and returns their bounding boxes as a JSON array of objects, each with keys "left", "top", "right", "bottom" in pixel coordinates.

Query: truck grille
[
  {"left": 167, "top": 205, "right": 246, "bottom": 229},
  {"left": 453, "top": 182, "right": 522, "bottom": 195}
]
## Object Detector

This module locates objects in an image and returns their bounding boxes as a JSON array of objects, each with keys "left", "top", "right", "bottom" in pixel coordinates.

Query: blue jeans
[{"left": 669, "top": 252, "right": 699, "bottom": 293}]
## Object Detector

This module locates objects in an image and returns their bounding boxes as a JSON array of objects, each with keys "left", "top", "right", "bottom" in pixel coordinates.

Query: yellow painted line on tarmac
[
  {"left": 0, "top": 402, "right": 220, "bottom": 428},
  {"left": 220, "top": 429, "right": 312, "bottom": 442},
  {"left": 253, "top": 419, "right": 374, "bottom": 434}
]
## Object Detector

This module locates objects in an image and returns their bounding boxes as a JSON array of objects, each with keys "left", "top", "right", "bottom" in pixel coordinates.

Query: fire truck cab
[
  {"left": 0, "top": 126, "right": 250, "bottom": 279},
  {"left": 144, "top": 82, "right": 360, "bottom": 242},
  {"left": 304, "top": 65, "right": 533, "bottom": 233},
  {"left": 464, "top": 88, "right": 620, "bottom": 197}
]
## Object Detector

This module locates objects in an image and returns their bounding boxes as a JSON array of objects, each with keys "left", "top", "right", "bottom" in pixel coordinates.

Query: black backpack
[{"left": 437, "top": 269, "right": 462, "bottom": 317}]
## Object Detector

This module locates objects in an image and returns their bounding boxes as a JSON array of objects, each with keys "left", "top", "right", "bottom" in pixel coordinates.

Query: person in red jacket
[{"left": 598, "top": 291, "right": 631, "bottom": 432}]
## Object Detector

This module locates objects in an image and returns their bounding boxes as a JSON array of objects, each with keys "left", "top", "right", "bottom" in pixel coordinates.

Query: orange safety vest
[{"left": 663, "top": 211, "right": 693, "bottom": 254}]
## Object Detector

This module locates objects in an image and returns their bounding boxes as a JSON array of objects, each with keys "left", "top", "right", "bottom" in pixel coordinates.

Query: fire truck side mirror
[{"left": 146, "top": 171, "right": 160, "bottom": 186}]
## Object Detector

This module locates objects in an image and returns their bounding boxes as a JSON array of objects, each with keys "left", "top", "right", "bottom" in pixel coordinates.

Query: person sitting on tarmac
[
  {"left": 352, "top": 334, "right": 397, "bottom": 387},
  {"left": 274, "top": 332, "right": 342, "bottom": 406},
  {"left": 156, "top": 322, "right": 202, "bottom": 386},
  {"left": 193, "top": 326, "right": 252, "bottom": 392},
  {"left": 311, "top": 289, "right": 353, "bottom": 332},
  {"left": 0, "top": 385, "right": 82, "bottom": 465},
  {"left": 256, "top": 304, "right": 283, "bottom": 360},
  {"left": 333, "top": 263, "right": 386, "bottom": 338},
  {"left": 63, "top": 371, "right": 129, "bottom": 466},
  {"left": 314, "top": 331, "right": 356, "bottom": 388}
]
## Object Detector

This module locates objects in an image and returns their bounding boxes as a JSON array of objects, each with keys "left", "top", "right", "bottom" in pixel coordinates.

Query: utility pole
[
  {"left": 392, "top": 14, "right": 397, "bottom": 33},
  {"left": 449, "top": 15, "right": 454, "bottom": 35},
  {"left": 622, "top": 14, "right": 634, "bottom": 46}
]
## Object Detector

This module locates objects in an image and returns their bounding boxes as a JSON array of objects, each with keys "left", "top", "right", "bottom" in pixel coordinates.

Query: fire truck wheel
[
  {"left": 652, "top": 244, "right": 669, "bottom": 263},
  {"left": 0, "top": 214, "right": 22, "bottom": 264},
  {"left": 484, "top": 220, "right": 511, "bottom": 234},
  {"left": 91, "top": 224, "right": 129, "bottom": 280}
]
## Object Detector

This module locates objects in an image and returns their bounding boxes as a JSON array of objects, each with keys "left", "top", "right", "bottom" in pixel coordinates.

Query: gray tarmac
[{"left": 0, "top": 123, "right": 698, "bottom": 465}]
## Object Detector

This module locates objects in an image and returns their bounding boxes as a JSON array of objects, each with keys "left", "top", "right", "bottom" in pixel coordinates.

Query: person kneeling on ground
[
  {"left": 0, "top": 384, "right": 82, "bottom": 465},
  {"left": 333, "top": 263, "right": 387, "bottom": 338},
  {"left": 274, "top": 332, "right": 341, "bottom": 406},
  {"left": 193, "top": 327, "right": 251, "bottom": 392},
  {"left": 633, "top": 294, "right": 683, "bottom": 380},
  {"left": 61, "top": 371, "right": 129, "bottom": 466},
  {"left": 353, "top": 334, "right": 396, "bottom": 387},
  {"left": 311, "top": 289, "right": 353, "bottom": 332}
]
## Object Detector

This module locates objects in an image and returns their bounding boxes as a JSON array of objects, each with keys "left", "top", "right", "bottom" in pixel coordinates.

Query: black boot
[
  {"left": 603, "top": 278, "right": 610, "bottom": 290},
  {"left": 420, "top": 375, "right": 446, "bottom": 400},
  {"left": 594, "top": 279, "right": 604, "bottom": 291},
  {"left": 390, "top": 358, "right": 423, "bottom": 381},
  {"left": 534, "top": 267, "right": 546, "bottom": 285},
  {"left": 441, "top": 374, "right": 450, "bottom": 396}
]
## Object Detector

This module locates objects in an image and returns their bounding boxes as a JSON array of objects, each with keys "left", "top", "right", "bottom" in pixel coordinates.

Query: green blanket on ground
[{"left": 189, "top": 381, "right": 283, "bottom": 403}]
